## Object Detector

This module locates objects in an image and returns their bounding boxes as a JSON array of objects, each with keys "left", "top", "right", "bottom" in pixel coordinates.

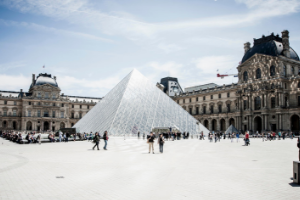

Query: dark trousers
[
  {"left": 65, "top": 137, "right": 69, "bottom": 142},
  {"left": 93, "top": 142, "right": 99, "bottom": 150}
]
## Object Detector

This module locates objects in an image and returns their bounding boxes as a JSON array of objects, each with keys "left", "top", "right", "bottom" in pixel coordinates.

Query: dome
[
  {"left": 242, "top": 34, "right": 299, "bottom": 63},
  {"left": 35, "top": 73, "right": 58, "bottom": 87}
]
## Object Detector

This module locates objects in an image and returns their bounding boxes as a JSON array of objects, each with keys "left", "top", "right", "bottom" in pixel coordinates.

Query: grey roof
[{"left": 35, "top": 75, "right": 58, "bottom": 87}]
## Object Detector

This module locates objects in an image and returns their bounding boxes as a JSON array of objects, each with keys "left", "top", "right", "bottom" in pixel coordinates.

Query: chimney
[
  {"left": 54, "top": 76, "right": 56, "bottom": 80},
  {"left": 281, "top": 30, "right": 290, "bottom": 58},
  {"left": 244, "top": 42, "right": 251, "bottom": 54},
  {"left": 32, "top": 74, "right": 35, "bottom": 85}
]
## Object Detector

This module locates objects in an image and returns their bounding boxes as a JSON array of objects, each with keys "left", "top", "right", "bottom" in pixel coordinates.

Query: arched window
[
  {"left": 292, "top": 67, "right": 295, "bottom": 75},
  {"left": 271, "top": 83, "right": 275, "bottom": 89},
  {"left": 243, "top": 71, "right": 248, "bottom": 81},
  {"left": 256, "top": 68, "right": 261, "bottom": 79},
  {"left": 254, "top": 96, "right": 261, "bottom": 110},
  {"left": 270, "top": 66, "right": 275, "bottom": 76},
  {"left": 283, "top": 64, "right": 286, "bottom": 77}
]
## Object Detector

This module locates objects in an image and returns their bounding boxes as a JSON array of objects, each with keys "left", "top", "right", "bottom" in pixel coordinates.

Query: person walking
[
  {"left": 236, "top": 132, "right": 239, "bottom": 143},
  {"left": 103, "top": 131, "right": 108, "bottom": 150},
  {"left": 231, "top": 132, "right": 234, "bottom": 143},
  {"left": 66, "top": 132, "right": 70, "bottom": 142},
  {"left": 59, "top": 130, "right": 62, "bottom": 142},
  {"left": 92, "top": 132, "right": 100, "bottom": 150},
  {"left": 147, "top": 132, "right": 155, "bottom": 154},
  {"left": 245, "top": 131, "right": 250, "bottom": 146},
  {"left": 158, "top": 134, "right": 165, "bottom": 153},
  {"left": 138, "top": 132, "right": 140, "bottom": 139}
]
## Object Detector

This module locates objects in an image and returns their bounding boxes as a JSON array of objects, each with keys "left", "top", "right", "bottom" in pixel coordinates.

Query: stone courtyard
[{"left": 0, "top": 137, "right": 299, "bottom": 200}]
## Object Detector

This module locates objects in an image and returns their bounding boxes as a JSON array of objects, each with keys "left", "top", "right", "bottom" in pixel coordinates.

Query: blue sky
[{"left": 0, "top": 0, "right": 300, "bottom": 97}]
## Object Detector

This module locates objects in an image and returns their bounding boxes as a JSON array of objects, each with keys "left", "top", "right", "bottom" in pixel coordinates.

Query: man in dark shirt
[{"left": 148, "top": 132, "right": 155, "bottom": 154}]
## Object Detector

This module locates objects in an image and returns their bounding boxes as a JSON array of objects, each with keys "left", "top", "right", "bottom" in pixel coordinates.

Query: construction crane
[{"left": 217, "top": 73, "right": 238, "bottom": 79}]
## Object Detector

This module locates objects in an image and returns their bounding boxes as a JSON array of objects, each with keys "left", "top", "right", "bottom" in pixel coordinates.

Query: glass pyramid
[{"left": 74, "top": 69, "right": 209, "bottom": 136}]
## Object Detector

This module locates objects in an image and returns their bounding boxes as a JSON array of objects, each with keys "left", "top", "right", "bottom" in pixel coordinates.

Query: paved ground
[{"left": 0, "top": 136, "right": 299, "bottom": 200}]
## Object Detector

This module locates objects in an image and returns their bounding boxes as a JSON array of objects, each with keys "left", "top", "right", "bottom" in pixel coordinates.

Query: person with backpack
[
  {"left": 103, "top": 131, "right": 108, "bottom": 150},
  {"left": 92, "top": 132, "right": 100, "bottom": 150},
  {"left": 158, "top": 134, "right": 165, "bottom": 153},
  {"left": 147, "top": 132, "right": 155, "bottom": 154}
]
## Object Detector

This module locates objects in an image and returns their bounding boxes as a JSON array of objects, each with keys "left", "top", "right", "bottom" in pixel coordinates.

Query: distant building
[
  {"left": 160, "top": 77, "right": 183, "bottom": 97},
  {"left": 185, "top": 83, "right": 219, "bottom": 93},
  {"left": 171, "top": 30, "right": 300, "bottom": 134},
  {"left": 0, "top": 73, "right": 101, "bottom": 131}
]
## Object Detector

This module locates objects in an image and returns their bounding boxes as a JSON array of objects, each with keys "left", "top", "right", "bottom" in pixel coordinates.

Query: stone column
[
  {"left": 209, "top": 120, "right": 212, "bottom": 131},
  {"left": 294, "top": 66, "right": 299, "bottom": 76},
  {"left": 265, "top": 115, "right": 268, "bottom": 131},
  {"left": 264, "top": 94, "right": 267, "bottom": 108},
  {"left": 278, "top": 114, "right": 282, "bottom": 130}
]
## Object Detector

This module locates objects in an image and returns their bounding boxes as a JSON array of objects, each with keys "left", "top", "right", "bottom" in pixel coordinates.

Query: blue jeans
[
  {"left": 104, "top": 140, "right": 107, "bottom": 149},
  {"left": 159, "top": 143, "right": 164, "bottom": 153},
  {"left": 59, "top": 136, "right": 62, "bottom": 142}
]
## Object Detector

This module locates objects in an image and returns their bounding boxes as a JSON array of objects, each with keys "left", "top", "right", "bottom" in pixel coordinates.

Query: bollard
[{"left": 293, "top": 161, "right": 300, "bottom": 185}]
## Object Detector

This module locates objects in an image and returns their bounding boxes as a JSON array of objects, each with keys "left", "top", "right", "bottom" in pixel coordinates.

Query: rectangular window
[
  {"left": 52, "top": 111, "right": 55, "bottom": 118},
  {"left": 189, "top": 98, "right": 191, "bottom": 103},
  {"left": 14, "top": 101, "right": 16, "bottom": 105},
  {"left": 52, "top": 94, "right": 56, "bottom": 99},
  {"left": 189, "top": 108, "right": 192, "bottom": 114},
  {"left": 28, "top": 110, "right": 31, "bottom": 117},
  {"left": 219, "top": 94, "right": 221, "bottom": 99},
  {"left": 183, "top": 99, "right": 185, "bottom": 103},
  {"left": 177, "top": 100, "right": 179, "bottom": 104},
  {"left": 210, "top": 105, "right": 214, "bottom": 113},
  {"left": 227, "top": 104, "right": 231, "bottom": 112},
  {"left": 61, "top": 103, "right": 64, "bottom": 107},
  {"left": 203, "top": 96, "right": 206, "bottom": 101},
  {"left": 4, "top": 101, "right": 7, "bottom": 105},
  {"left": 37, "top": 110, "right": 41, "bottom": 117},
  {"left": 45, "top": 92, "right": 49, "bottom": 99},
  {"left": 71, "top": 113, "right": 74, "bottom": 118},
  {"left": 44, "top": 111, "right": 49, "bottom": 117},
  {"left": 72, "top": 105, "right": 74, "bottom": 108},
  {"left": 80, "top": 105, "right": 82, "bottom": 109},
  {"left": 218, "top": 105, "right": 222, "bottom": 113},
  {"left": 243, "top": 100, "right": 247, "bottom": 110},
  {"left": 4, "top": 111, "right": 7, "bottom": 116},
  {"left": 211, "top": 95, "right": 213, "bottom": 99},
  {"left": 53, "top": 103, "right": 56, "bottom": 106},
  {"left": 79, "top": 113, "right": 82, "bottom": 118},
  {"left": 87, "top": 105, "right": 89, "bottom": 109},
  {"left": 13, "top": 110, "right": 16, "bottom": 116},
  {"left": 271, "top": 97, "right": 276, "bottom": 108},
  {"left": 61, "top": 111, "right": 64, "bottom": 118},
  {"left": 203, "top": 106, "right": 206, "bottom": 114},
  {"left": 196, "top": 97, "right": 198, "bottom": 101},
  {"left": 28, "top": 102, "right": 31, "bottom": 105},
  {"left": 196, "top": 107, "right": 199, "bottom": 115},
  {"left": 37, "top": 93, "right": 41, "bottom": 98},
  {"left": 227, "top": 92, "right": 230, "bottom": 97}
]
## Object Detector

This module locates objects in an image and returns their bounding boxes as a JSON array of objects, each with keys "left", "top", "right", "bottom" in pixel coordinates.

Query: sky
[{"left": 0, "top": 0, "right": 300, "bottom": 97}]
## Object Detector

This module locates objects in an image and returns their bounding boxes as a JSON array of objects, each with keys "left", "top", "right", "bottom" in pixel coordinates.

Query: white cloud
[
  {"left": 0, "top": 74, "right": 31, "bottom": 91},
  {"left": 0, "top": 19, "right": 113, "bottom": 42},
  {"left": 1, "top": 0, "right": 299, "bottom": 48}
]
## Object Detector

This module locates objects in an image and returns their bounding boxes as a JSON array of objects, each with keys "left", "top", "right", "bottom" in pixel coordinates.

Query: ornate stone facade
[
  {"left": 0, "top": 73, "right": 101, "bottom": 131},
  {"left": 173, "top": 30, "right": 300, "bottom": 133}
]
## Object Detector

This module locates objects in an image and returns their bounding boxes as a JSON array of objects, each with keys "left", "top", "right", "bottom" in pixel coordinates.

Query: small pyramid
[{"left": 74, "top": 69, "right": 209, "bottom": 135}]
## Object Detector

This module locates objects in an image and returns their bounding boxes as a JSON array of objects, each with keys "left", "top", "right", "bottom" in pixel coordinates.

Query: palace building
[
  {"left": 0, "top": 73, "right": 101, "bottom": 131},
  {"left": 171, "top": 30, "right": 300, "bottom": 133}
]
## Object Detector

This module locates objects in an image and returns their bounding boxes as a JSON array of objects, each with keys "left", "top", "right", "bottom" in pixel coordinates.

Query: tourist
[
  {"left": 103, "top": 131, "right": 108, "bottom": 150},
  {"left": 147, "top": 132, "right": 155, "bottom": 154},
  {"left": 283, "top": 132, "right": 286, "bottom": 140},
  {"left": 278, "top": 131, "right": 281, "bottom": 140},
  {"left": 158, "top": 134, "right": 165, "bottom": 153},
  {"left": 59, "top": 130, "right": 62, "bottom": 142},
  {"left": 231, "top": 132, "right": 234, "bottom": 143},
  {"left": 138, "top": 132, "right": 140, "bottom": 139},
  {"left": 26, "top": 133, "right": 32, "bottom": 143},
  {"left": 143, "top": 133, "right": 145, "bottom": 140},
  {"left": 92, "top": 132, "right": 100, "bottom": 150},
  {"left": 236, "top": 132, "right": 239, "bottom": 142},
  {"left": 245, "top": 131, "right": 250, "bottom": 146},
  {"left": 66, "top": 132, "right": 70, "bottom": 142}
]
